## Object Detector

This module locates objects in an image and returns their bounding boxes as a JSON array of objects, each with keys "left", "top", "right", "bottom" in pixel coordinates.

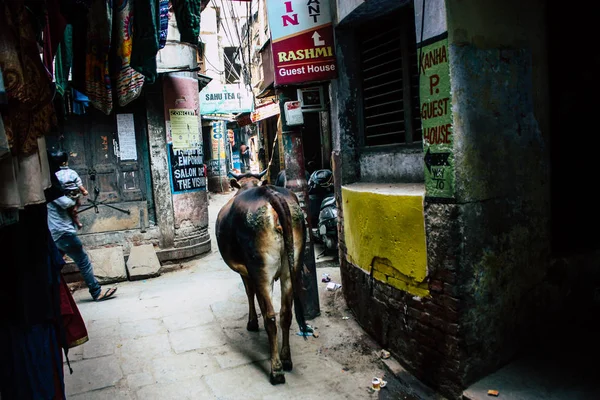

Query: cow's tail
[{"left": 265, "top": 188, "right": 308, "bottom": 336}]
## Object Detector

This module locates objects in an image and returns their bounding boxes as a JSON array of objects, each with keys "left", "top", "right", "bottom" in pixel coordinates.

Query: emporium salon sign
[
  {"left": 266, "top": 0, "right": 337, "bottom": 86},
  {"left": 200, "top": 83, "right": 254, "bottom": 115}
]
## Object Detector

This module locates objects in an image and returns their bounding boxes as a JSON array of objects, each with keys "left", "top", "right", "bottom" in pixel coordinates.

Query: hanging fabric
[
  {"left": 171, "top": 0, "right": 202, "bottom": 45},
  {"left": 159, "top": 0, "right": 169, "bottom": 49},
  {"left": 0, "top": 137, "right": 52, "bottom": 209},
  {"left": 113, "top": 0, "right": 145, "bottom": 107},
  {"left": 42, "top": 0, "right": 68, "bottom": 78},
  {"left": 0, "top": 2, "right": 57, "bottom": 156},
  {"left": 72, "top": 89, "right": 90, "bottom": 115},
  {"left": 130, "top": 0, "right": 161, "bottom": 84},
  {"left": 55, "top": 25, "right": 73, "bottom": 97},
  {"left": 85, "top": 0, "right": 113, "bottom": 115}
]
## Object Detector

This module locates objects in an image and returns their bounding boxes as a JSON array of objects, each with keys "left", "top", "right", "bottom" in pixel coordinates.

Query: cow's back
[{"left": 216, "top": 185, "right": 305, "bottom": 277}]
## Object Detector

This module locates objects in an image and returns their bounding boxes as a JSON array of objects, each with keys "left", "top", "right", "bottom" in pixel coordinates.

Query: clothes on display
[
  {"left": 113, "top": 0, "right": 145, "bottom": 107},
  {"left": 0, "top": 1, "right": 57, "bottom": 156},
  {"left": 0, "top": 0, "right": 203, "bottom": 397}
]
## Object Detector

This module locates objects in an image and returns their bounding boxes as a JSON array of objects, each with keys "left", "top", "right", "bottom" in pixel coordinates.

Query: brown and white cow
[{"left": 216, "top": 170, "right": 307, "bottom": 384}]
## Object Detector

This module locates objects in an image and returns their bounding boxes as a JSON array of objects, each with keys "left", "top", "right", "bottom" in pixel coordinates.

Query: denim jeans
[{"left": 55, "top": 233, "right": 101, "bottom": 299}]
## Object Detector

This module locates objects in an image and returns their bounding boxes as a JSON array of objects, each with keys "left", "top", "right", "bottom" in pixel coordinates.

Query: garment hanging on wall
[
  {"left": 0, "top": 2, "right": 57, "bottom": 156},
  {"left": 171, "top": 0, "right": 202, "bottom": 45},
  {"left": 0, "top": 137, "right": 51, "bottom": 209},
  {"left": 159, "top": 0, "right": 169, "bottom": 49},
  {"left": 113, "top": 0, "right": 145, "bottom": 107},
  {"left": 42, "top": 0, "right": 68, "bottom": 78},
  {"left": 85, "top": 0, "right": 113, "bottom": 115},
  {"left": 130, "top": 0, "right": 169, "bottom": 85}
]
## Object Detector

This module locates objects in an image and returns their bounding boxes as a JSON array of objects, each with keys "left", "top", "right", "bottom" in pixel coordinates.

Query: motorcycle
[{"left": 307, "top": 169, "right": 338, "bottom": 252}]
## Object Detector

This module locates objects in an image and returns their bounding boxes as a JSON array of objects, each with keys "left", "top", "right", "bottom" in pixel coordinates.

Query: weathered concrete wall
[
  {"left": 335, "top": 0, "right": 363, "bottom": 23},
  {"left": 445, "top": 0, "right": 552, "bottom": 387},
  {"left": 359, "top": 147, "right": 424, "bottom": 183},
  {"left": 331, "top": 1, "right": 463, "bottom": 398},
  {"left": 342, "top": 183, "right": 428, "bottom": 296},
  {"left": 331, "top": 0, "right": 554, "bottom": 398}
]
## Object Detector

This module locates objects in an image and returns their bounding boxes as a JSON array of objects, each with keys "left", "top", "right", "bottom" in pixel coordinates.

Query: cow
[{"left": 216, "top": 170, "right": 308, "bottom": 384}]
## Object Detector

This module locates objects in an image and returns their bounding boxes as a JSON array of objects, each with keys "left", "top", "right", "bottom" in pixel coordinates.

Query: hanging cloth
[
  {"left": 0, "top": 2, "right": 57, "bottom": 156},
  {"left": 0, "top": 136, "right": 52, "bottom": 209},
  {"left": 130, "top": 0, "right": 163, "bottom": 84},
  {"left": 54, "top": 25, "right": 73, "bottom": 98},
  {"left": 112, "top": 0, "right": 145, "bottom": 106},
  {"left": 171, "top": 0, "right": 202, "bottom": 45},
  {"left": 42, "top": 0, "right": 67, "bottom": 78},
  {"left": 159, "top": 0, "right": 169, "bottom": 49},
  {"left": 85, "top": 0, "right": 113, "bottom": 115}
]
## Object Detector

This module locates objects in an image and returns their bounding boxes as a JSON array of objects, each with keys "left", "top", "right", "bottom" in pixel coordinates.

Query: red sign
[{"left": 267, "top": 0, "right": 337, "bottom": 86}]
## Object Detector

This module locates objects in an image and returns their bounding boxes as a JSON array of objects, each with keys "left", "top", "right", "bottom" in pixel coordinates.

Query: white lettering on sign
[
  {"left": 267, "top": 0, "right": 337, "bottom": 85},
  {"left": 278, "top": 63, "right": 335, "bottom": 77},
  {"left": 312, "top": 31, "right": 325, "bottom": 46}
]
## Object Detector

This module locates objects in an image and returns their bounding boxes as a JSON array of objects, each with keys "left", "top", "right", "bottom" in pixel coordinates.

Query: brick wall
[{"left": 333, "top": 151, "right": 465, "bottom": 398}]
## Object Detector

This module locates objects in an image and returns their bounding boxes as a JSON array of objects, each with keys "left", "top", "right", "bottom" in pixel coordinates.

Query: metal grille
[{"left": 359, "top": 9, "right": 421, "bottom": 147}]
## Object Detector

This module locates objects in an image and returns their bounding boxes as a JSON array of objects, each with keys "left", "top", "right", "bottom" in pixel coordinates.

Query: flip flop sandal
[{"left": 95, "top": 287, "right": 117, "bottom": 301}]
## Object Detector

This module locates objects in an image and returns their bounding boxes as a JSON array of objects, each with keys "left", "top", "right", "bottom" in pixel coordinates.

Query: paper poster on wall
[
  {"left": 169, "top": 109, "right": 200, "bottom": 150},
  {"left": 167, "top": 144, "right": 206, "bottom": 193},
  {"left": 419, "top": 37, "right": 455, "bottom": 199},
  {"left": 116, "top": 113, "right": 138, "bottom": 161}
]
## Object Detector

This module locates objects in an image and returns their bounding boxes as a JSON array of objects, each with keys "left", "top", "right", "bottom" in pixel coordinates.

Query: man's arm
[{"left": 53, "top": 195, "right": 76, "bottom": 209}]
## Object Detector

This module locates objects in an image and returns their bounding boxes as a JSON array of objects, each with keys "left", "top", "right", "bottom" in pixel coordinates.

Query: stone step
[
  {"left": 88, "top": 246, "right": 127, "bottom": 284},
  {"left": 126, "top": 244, "right": 161, "bottom": 281}
]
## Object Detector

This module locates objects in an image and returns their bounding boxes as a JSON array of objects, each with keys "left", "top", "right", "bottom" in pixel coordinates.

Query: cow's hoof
[
  {"left": 282, "top": 359, "right": 293, "bottom": 371},
  {"left": 247, "top": 320, "right": 259, "bottom": 332},
  {"left": 269, "top": 371, "right": 286, "bottom": 385}
]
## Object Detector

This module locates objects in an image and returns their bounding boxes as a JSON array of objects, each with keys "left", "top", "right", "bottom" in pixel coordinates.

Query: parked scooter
[{"left": 307, "top": 169, "right": 338, "bottom": 251}]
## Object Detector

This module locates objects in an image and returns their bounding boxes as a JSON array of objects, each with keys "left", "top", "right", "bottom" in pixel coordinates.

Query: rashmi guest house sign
[{"left": 266, "top": 0, "right": 337, "bottom": 86}]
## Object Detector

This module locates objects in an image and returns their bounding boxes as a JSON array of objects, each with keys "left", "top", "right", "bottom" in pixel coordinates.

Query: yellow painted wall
[{"left": 342, "top": 186, "right": 429, "bottom": 297}]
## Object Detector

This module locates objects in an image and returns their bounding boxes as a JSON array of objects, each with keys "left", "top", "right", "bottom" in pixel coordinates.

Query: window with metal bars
[{"left": 359, "top": 8, "right": 421, "bottom": 147}]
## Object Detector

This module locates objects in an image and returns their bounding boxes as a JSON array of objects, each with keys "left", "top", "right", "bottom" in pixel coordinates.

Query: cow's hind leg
[
  {"left": 256, "top": 284, "right": 285, "bottom": 384},
  {"left": 279, "top": 274, "right": 294, "bottom": 372},
  {"left": 242, "top": 276, "right": 259, "bottom": 331}
]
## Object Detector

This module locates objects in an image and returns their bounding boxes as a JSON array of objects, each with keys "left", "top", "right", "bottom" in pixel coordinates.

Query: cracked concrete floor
[{"left": 64, "top": 192, "right": 402, "bottom": 400}]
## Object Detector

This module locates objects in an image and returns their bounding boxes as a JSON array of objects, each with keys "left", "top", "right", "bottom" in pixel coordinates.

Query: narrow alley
[{"left": 61, "top": 193, "right": 408, "bottom": 400}]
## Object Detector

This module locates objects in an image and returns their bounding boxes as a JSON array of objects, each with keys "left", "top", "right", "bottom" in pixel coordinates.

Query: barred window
[{"left": 359, "top": 8, "right": 421, "bottom": 147}]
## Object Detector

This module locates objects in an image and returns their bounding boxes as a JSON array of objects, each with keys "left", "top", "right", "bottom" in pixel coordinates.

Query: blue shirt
[
  {"left": 56, "top": 166, "right": 82, "bottom": 191},
  {"left": 47, "top": 196, "right": 76, "bottom": 241}
]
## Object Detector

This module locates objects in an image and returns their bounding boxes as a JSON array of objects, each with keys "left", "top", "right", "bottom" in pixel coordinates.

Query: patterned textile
[
  {"left": 0, "top": 2, "right": 57, "bottom": 156},
  {"left": 159, "top": 0, "right": 169, "bottom": 49},
  {"left": 113, "top": 0, "right": 144, "bottom": 107},
  {"left": 171, "top": 0, "right": 201, "bottom": 45},
  {"left": 85, "top": 0, "right": 113, "bottom": 115}
]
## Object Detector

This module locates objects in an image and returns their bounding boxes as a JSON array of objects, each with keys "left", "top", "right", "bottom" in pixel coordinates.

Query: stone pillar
[
  {"left": 146, "top": 81, "right": 176, "bottom": 249},
  {"left": 162, "top": 72, "right": 210, "bottom": 247}
]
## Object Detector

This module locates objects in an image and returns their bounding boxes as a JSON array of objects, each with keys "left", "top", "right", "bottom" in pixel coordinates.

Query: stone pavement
[{"left": 64, "top": 192, "right": 403, "bottom": 400}]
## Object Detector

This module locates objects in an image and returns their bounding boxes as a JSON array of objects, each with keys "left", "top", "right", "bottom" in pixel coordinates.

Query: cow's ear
[
  {"left": 261, "top": 180, "right": 269, "bottom": 186},
  {"left": 230, "top": 179, "right": 241, "bottom": 189}
]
